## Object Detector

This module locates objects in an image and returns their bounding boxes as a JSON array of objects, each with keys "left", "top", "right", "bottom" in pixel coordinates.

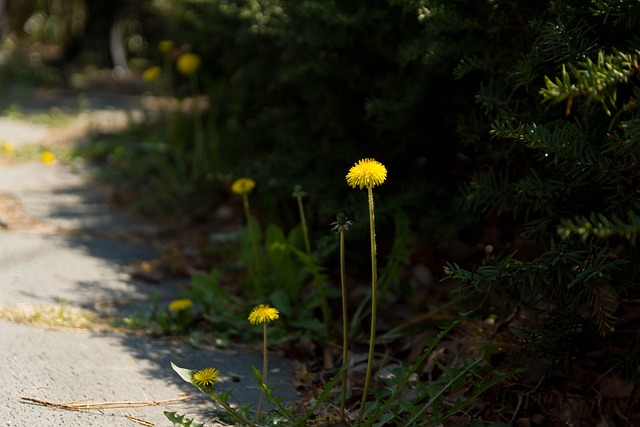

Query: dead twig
[
  {"left": 20, "top": 394, "right": 192, "bottom": 410},
  {"left": 125, "top": 414, "right": 156, "bottom": 426}
]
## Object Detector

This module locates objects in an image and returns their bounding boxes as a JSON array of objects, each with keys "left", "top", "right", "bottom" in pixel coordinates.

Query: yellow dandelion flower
[
  {"left": 192, "top": 367, "right": 220, "bottom": 387},
  {"left": 231, "top": 178, "right": 256, "bottom": 195},
  {"left": 248, "top": 304, "right": 280, "bottom": 325},
  {"left": 142, "top": 66, "right": 161, "bottom": 82},
  {"left": 1, "top": 141, "right": 13, "bottom": 154},
  {"left": 346, "top": 158, "right": 387, "bottom": 189},
  {"left": 169, "top": 298, "right": 193, "bottom": 312},
  {"left": 158, "top": 40, "right": 174, "bottom": 54},
  {"left": 41, "top": 151, "right": 56, "bottom": 164},
  {"left": 177, "top": 53, "right": 201, "bottom": 76}
]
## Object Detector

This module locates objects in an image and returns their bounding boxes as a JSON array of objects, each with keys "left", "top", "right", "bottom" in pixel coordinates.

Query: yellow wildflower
[
  {"left": 346, "top": 158, "right": 387, "bottom": 190},
  {"left": 168, "top": 299, "right": 193, "bottom": 312},
  {"left": 192, "top": 367, "right": 220, "bottom": 387},
  {"left": 41, "top": 151, "right": 56, "bottom": 164},
  {"left": 1, "top": 141, "right": 13, "bottom": 154},
  {"left": 248, "top": 304, "right": 280, "bottom": 325},
  {"left": 142, "top": 66, "right": 161, "bottom": 82},
  {"left": 158, "top": 40, "right": 174, "bottom": 54},
  {"left": 177, "top": 53, "right": 201, "bottom": 76},
  {"left": 231, "top": 178, "right": 256, "bottom": 195}
]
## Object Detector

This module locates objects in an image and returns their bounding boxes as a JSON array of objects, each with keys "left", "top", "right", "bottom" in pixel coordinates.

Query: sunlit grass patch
[
  {"left": 0, "top": 143, "right": 72, "bottom": 164},
  {"left": 2, "top": 104, "right": 75, "bottom": 127},
  {"left": 0, "top": 302, "right": 106, "bottom": 331}
]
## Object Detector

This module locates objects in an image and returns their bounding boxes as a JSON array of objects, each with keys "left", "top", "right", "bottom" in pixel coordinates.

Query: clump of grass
[{"left": 0, "top": 302, "right": 103, "bottom": 330}]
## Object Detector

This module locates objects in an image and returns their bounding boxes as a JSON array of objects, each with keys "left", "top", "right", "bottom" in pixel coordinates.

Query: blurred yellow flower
[
  {"left": 169, "top": 298, "right": 193, "bottom": 312},
  {"left": 248, "top": 304, "right": 280, "bottom": 325},
  {"left": 346, "top": 158, "right": 387, "bottom": 189},
  {"left": 142, "top": 66, "right": 161, "bottom": 82},
  {"left": 231, "top": 178, "right": 256, "bottom": 195},
  {"left": 1, "top": 141, "right": 13, "bottom": 154},
  {"left": 158, "top": 40, "right": 174, "bottom": 54},
  {"left": 192, "top": 367, "right": 220, "bottom": 387},
  {"left": 41, "top": 151, "right": 56, "bottom": 164},
  {"left": 177, "top": 53, "right": 201, "bottom": 76}
]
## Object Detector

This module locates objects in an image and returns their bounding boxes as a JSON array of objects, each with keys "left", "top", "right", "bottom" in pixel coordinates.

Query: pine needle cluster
[{"left": 434, "top": 0, "right": 640, "bottom": 377}]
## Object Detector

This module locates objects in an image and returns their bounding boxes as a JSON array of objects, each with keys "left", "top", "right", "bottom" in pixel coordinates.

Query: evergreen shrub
[{"left": 435, "top": 0, "right": 640, "bottom": 409}]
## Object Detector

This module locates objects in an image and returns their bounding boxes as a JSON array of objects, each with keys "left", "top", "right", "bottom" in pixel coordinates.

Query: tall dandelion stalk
[
  {"left": 248, "top": 304, "right": 280, "bottom": 418},
  {"left": 158, "top": 40, "right": 174, "bottom": 89},
  {"left": 292, "top": 185, "right": 311, "bottom": 255},
  {"left": 232, "top": 178, "right": 262, "bottom": 292},
  {"left": 345, "top": 158, "right": 387, "bottom": 423},
  {"left": 332, "top": 212, "right": 353, "bottom": 420},
  {"left": 293, "top": 184, "right": 331, "bottom": 329},
  {"left": 176, "top": 52, "right": 203, "bottom": 180}
]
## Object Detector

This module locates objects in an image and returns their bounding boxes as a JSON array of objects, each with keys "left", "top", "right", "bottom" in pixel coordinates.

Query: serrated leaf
[
  {"left": 435, "top": 360, "right": 459, "bottom": 381},
  {"left": 164, "top": 411, "right": 205, "bottom": 427},
  {"left": 373, "top": 412, "right": 396, "bottom": 427},
  {"left": 217, "top": 388, "right": 233, "bottom": 402}
]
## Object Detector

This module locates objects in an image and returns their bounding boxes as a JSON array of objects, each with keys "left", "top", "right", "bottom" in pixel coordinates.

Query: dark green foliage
[
  {"left": 143, "top": 0, "right": 475, "bottom": 242},
  {"left": 435, "top": 0, "right": 640, "bottom": 385},
  {"left": 75, "top": 117, "right": 225, "bottom": 218},
  {"left": 558, "top": 210, "right": 640, "bottom": 241}
]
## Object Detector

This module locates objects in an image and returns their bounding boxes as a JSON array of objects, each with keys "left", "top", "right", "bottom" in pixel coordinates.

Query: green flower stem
[
  {"left": 209, "top": 392, "right": 258, "bottom": 427},
  {"left": 190, "top": 73, "right": 203, "bottom": 181},
  {"left": 242, "top": 194, "right": 262, "bottom": 292},
  {"left": 257, "top": 323, "right": 268, "bottom": 418},
  {"left": 294, "top": 187, "right": 330, "bottom": 332},
  {"left": 295, "top": 193, "right": 311, "bottom": 255},
  {"left": 162, "top": 55, "right": 173, "bottom": 95},
  {"left": 339, "top": 228, "right": 348, "bottom": 420},
  {"left": 358, "top": 186, "right": 378, "bottom": 424}
]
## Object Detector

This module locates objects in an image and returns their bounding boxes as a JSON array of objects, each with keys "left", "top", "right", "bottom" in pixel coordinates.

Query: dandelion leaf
[
  {"left": 171, "top": 362, "right": 196, "bottom": 385},
  {"left": 164, "top": 411, "right": 205, "bottom": 427}
]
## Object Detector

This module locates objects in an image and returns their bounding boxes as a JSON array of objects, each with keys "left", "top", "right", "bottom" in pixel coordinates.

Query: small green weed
[
  {"left": 2, "top": 103, "right": 74, "bottom": 127},
  {"left": 113, "top": 292, "right": 194, "bottom": 335}
]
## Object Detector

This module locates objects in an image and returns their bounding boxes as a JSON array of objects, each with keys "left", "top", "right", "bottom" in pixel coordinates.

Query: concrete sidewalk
[{"left": 0, "top": 96, "right": 297, "bottom": 426}]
